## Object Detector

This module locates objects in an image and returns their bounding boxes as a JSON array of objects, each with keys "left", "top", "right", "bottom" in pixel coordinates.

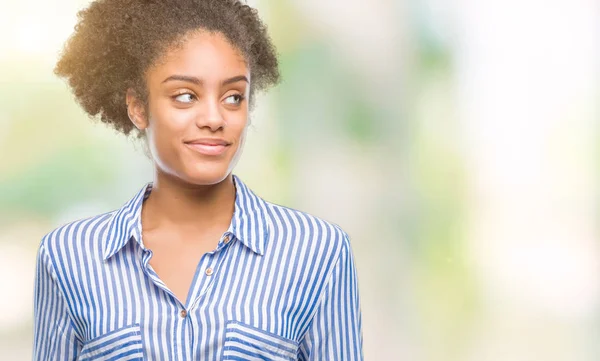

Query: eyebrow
[{"left": 161, "top": 75, "right": 249, "bottom": 86}]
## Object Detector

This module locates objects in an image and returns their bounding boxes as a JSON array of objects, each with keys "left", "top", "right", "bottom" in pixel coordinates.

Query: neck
[{"left": 141, "top": 171, "right": 236, "bottom": 234}]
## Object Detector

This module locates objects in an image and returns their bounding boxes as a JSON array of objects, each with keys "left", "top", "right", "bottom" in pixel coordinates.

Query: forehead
[{"left": 148, "top": 30, "right": 249, "bottom": 82}]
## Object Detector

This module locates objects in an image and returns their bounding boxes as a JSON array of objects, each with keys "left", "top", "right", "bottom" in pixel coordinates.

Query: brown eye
[
  {"left": 224, "top": 94, "right": 244, "bottom": 105},
  {"left": 174, "top": 93, "right": 196, "bottom": 103}
]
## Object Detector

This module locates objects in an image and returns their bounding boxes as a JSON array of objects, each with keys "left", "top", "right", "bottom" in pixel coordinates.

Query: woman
[{"left": 33, "top": 0, "right": 363, "bottom": 360}]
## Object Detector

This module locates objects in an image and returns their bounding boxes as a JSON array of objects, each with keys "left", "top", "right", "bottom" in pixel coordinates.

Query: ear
[{"left": 126, "top": 88, "right": 149, "bottom": 130}]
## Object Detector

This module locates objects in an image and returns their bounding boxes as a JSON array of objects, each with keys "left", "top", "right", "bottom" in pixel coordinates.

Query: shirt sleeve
[
  {"left": 33, "top": 244, "right": 82, "bottom": 360},
  {"left": 298, "top": 234, "right": 364, "bottom": 361}
]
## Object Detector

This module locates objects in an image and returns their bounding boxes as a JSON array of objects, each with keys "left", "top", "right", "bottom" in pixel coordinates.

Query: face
[{"left": 127, "top": 30, "right": 250, "bottom": 185}]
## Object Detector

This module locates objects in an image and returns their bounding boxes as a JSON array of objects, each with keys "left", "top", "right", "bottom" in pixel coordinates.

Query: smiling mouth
[{"left": 184, "top": 142, "right": 230, "bottom": 156}]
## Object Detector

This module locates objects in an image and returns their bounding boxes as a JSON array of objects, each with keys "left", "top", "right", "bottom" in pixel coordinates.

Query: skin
[{"left": 125, "top": 30, "right": 251, "bottom": 305}]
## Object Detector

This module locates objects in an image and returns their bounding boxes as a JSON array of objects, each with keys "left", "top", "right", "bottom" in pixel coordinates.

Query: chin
[{"left": 181, "top": 164, "right": 232, "bottom": 186}]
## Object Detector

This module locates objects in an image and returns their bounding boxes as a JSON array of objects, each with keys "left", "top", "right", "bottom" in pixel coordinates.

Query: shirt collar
[{"left": 102, "top": 174, "right": 269, "bottom": 261}]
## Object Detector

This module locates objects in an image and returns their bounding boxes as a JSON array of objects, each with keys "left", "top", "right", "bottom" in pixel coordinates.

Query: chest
[
  {"left": 72, "top": 240, "right": 307, "bottom": 361},
  {"left": 143, "top": 231, "right": 223, "bottom": 305}
]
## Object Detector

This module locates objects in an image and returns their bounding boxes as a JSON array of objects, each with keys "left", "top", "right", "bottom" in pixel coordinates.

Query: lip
[{"left": 184, "top": 138, "right": 231, "bottom": 156}]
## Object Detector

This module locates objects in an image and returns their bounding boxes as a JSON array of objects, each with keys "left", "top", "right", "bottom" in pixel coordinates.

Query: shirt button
[
  {"left": 205, "top": 267, "right": 214, "bottom": 276},
  {"left": 223, "top": 235, "right": 230, "bottom": 244},
  {"left": 180, "top": 309, "right": 187, "bottom": 318}
]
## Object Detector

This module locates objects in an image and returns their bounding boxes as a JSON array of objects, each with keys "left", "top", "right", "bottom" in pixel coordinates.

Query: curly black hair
[{"left": 55, "top": 0, "right": 280, "bottom": 137}]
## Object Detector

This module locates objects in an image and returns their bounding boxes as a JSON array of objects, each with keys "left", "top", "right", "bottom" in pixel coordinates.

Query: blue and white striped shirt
[{"left": 33, "top": 174, "right": 363, "bottom": 361}]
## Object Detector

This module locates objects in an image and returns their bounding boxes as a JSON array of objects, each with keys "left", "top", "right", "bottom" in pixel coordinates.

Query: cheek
[
  {"left": 228, "top": 111, "right": 249, "bottom": 138},
  {"left": 146, "top": 103, "right": 191, "bottom": 162},
  {"left": 234, "top": 125, "right": 249, "bottom": 152}
]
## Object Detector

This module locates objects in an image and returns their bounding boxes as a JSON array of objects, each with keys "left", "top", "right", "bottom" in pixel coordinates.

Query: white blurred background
[{"left": 0, "top": 0, "right": 598, "bottom": 360}]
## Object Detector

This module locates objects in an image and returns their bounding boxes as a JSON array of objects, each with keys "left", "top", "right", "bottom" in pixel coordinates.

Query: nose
[{"left": 195, "top": 96, "right": 225, "bottom": 131}]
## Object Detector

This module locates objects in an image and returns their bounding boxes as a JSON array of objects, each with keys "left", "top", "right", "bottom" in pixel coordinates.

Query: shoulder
[
  {"left": 39, "top": 210, "right": 116, "bottom": 263},
  {"left": 262, "top": 200, "right": 351, "bottom": 262}
]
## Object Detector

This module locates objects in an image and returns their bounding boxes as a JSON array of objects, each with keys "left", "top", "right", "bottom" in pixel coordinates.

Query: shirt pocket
[
  {"left": 78, "top": 323, "right": 144, "bottom": 361},
  {"left": 222, "top": 321, "right": 299, "bottom": 361}
]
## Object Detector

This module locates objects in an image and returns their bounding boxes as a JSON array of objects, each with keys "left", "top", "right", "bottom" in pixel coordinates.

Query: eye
[
  {"left": 173, "top": 93, "right": 196, "bottom": 104},
  {"left": 223, "top": 94, "right": 245, "bottom": 106}
]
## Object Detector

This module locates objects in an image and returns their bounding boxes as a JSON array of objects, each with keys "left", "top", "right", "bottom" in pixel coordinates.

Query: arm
[
  {"left": 33, "top": 244, "right": 82, "bottom": 360},
  {"left": 298, "top": 235, "right": 364, "bottom": 361}
]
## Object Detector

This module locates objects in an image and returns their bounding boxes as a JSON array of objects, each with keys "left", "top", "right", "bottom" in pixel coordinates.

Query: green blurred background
[{"left": 0, "top": 0, "right": 598, "bottom": 360}]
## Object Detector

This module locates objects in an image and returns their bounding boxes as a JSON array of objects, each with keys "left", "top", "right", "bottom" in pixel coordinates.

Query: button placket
[
  {"left": 187, "top": 237, "right": 234, "bottom": 312},
  {"left": 186, "top": 252, "right": 219, "bottom": 307}
]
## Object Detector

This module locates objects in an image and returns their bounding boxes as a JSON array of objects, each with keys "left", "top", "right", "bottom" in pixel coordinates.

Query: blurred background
[{"left": 0, "top": 0, "right": 598, "bottom": 360}]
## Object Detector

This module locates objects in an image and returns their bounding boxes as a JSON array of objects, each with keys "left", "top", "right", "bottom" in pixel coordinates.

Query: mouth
[
  {"left": 184, "top": 143, "right": 230, "bottom": 156},
  {"left": 183, "top": 139, "right": 231, "bottom": 156}
]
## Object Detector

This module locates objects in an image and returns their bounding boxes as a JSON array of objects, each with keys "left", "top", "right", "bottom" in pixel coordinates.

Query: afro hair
[{"left": 55, "top": 0, "right": 280, "bottom": 136}]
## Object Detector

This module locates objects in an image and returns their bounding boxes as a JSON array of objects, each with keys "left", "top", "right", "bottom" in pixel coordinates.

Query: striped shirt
[{"left": 33, "top": 174, "right": 363, "bottom": 361}]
